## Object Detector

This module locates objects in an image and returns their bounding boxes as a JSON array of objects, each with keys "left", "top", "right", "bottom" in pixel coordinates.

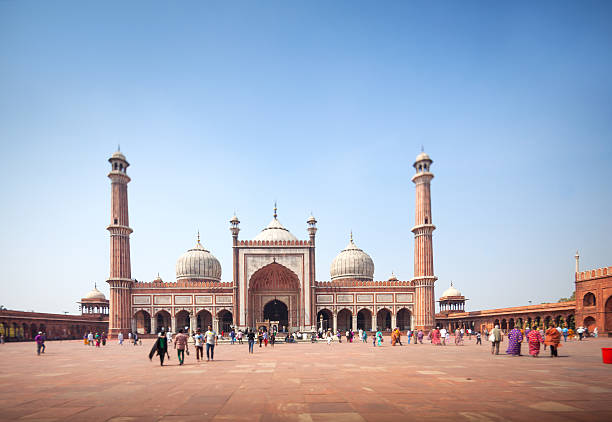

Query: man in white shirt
[
  {"left": 204, "top": 325, "right": 217, "bottom": 361},
  {"left": 440, "top": 328, "right": 447, "bottom": 345}
]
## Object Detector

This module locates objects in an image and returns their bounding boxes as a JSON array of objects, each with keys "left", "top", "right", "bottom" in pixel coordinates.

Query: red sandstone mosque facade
[
  {"left": 1, "top": 150, "right": 610, "bottom": 341},
  {"left": 106, "top": 150, "right": 438, "bottom": 337}
]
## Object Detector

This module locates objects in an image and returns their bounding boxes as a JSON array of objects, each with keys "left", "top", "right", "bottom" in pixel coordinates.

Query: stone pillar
[
  {"left": 352, "top": 315, "right": 358, "bottom": 331},
  {"left": 391, "top": 313, "right": 397, "bottom": 330},
  {"left": 372, "top": 312, "right": 377, "bottom": 331},
  {"left": 151, "top": 315, "right": 157, "bottom": 334},
  {"left": 213, "top": 317, "right": 219, "bottom": 334},
  {"left": 171, "top": 314, "right": 176, "bottom": 333},
  {"left": 190, "top": 314, "right": 197, "bottom": 333},
  {"left": 333, "top": 312, "right": 338, "bottom": 333},
  {"left": 131, "top": 317, "right": 137, "bottom": 334}
]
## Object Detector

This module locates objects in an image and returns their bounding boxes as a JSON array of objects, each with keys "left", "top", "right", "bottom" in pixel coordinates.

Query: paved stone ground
[{"left": 0, "top": 336, "right": 611, "bottom": 421}]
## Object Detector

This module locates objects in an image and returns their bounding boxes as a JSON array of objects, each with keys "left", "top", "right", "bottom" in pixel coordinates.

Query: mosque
[
  {"left": 106, "top": 149, "right": 437, "bottom": 337},
  {"left": 1, "top": 149, "right": 609, "bottom": 341}
]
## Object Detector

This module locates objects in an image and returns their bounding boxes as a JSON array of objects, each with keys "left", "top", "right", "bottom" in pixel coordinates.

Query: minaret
[
  {"left": 106, "top": 149, "right": 133, "bottom": 338},
  {"left": 411, "top": 150, "right": 437, "bottom": 330},
  {"left": 574, "top": 250, "right": 580, "bottom": 274},
  {"left": 230, "top": 213, "right": 240, "bottom": 325},
  {"left": 307, "top": 214, "right": 317, "bottom": 327}
]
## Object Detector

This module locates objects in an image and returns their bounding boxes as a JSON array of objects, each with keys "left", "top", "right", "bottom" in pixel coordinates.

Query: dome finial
[
  {"left": 450, "top": 280, "right": 453, "bottom": 287},
  {"left": 273, "top": 201, "right": 277, "bottom": 219},
  {"left": 350, "top": 230, "right": 353, "bottom": 242},
  {"left": 94, "top": 282, "right": 97, "bottom": 289},
  {"left": 196, "top": 229, "right": 202, "bottom": 246},
  {"left": 421, "top": 144, "right": 424, "bottom": 152}
]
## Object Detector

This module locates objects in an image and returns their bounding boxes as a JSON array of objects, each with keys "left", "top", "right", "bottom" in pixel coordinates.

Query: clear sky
[{"left": 1, "top": 1, "right": 611, "bottom": 314}]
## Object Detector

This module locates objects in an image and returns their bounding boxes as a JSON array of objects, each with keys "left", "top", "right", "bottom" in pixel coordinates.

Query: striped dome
[
  {"left": 330, "top": 235, "right": 374, "bottom": 281},
  {"left": 175, "top": 239, "right": 221, "bottom": 282}
]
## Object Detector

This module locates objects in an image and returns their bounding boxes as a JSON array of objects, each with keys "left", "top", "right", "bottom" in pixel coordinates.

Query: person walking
[
  {"left": 544, "top": 325, "right": 561, "bottom": 357},
  {"left": 203, "top": 325, "right": 217, "bottom": 361},
  {"left": 431, "top": 327, "right": 441, "bottom": 346},
  {"left": 376, "top": 329, "right": 383, "bottom": 346},
  {"left": 417, "top": 330, "right": 423, "bottom": 344},
  {"left": 247, "top": 329, "right": 255, "bottom": 354},
  {"left": 87, "top": 331, "right": 94, "bottom": 346},
  {"left": 263, "top": 330, "right": 269, "bottom": 347},
  {"left": 149, "top": 329, "right": 170, "bottom": 366},
  {"left": 230, "top": 329, "right": 236, "bottom": 345},
  {"left": 194, "top": 329, "right": 204, "bottom": 361},
  {"left": 527, "top": 326, "right": 543, "bottom": 357},
  {"left": 362, "top": 330, "right": 367, "bottom": 343},
  {"left": 174, "top": 329, "right": 189, "bottom": 365},
  {"left": 440, "top": 328, "right": 447, "bottom": 346},
  {"left": 34, "top": 331, "right": 45, "bottom": 355},
  {"left": 577, "top": 326, "right": 584, "bottom": 341},
  {"left": 476, "top": 331, "right": 482, "bottom": 345},
  {"left": 326, "top": 330, "right": 333, "bottom": 345},
  {"left": 118, "top": 332, "right": 124, "bottom": 345},
  {"left": 490, "top": 325, "right": 502, "bottom": 355},
  {"left": 237, "top": 330, "right": 243, "bottom": 344},
  {"left": 506, "top": 326, "right": 523, "bottom": 356},
  {"left": 562, "top": 326, "right": 568, "bottom": 342}
]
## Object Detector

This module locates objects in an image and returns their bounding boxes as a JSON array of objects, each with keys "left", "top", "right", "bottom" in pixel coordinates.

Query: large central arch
[{"left": 249, "top": 262, "right": 300, "bottom": 330}]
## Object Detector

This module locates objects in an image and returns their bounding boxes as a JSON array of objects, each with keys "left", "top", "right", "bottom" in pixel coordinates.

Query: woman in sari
[
  {"left": 527, "top": 326, "right": 542, "bottom": 357},
  {"left": 505, "top": 327, "right": 523, "bottom": 356},
  {"left": 376, "top": 330, "right": 383, "bottom": 346},
  {"left": 391, "top": 329, "right": 397, "bottom": 346},
  {"left": 432, "top": 327, "right": 441, "bottom": 345},
  {"left": 544, "top": 325, "right": 562, "bottom": 357}
]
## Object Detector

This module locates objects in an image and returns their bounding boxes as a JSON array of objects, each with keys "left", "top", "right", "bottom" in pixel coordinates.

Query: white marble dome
[
  {"left": 84, "top": 285, "right": 106, "bottom": 300},
  {"left": 254, "top": 217, "right": 298, "bottom": 242},
  {"left": 330, "top": 235, "right": 374, "bottom": 281},
  {"left": 441, "top": 284, "right": 462, "bottom": 297},
  {"left": 415, "top": 151, "right": 431, "bottom": 162},
  {"left": 175, "top": 239, "right": 222, "bottom": 282}
]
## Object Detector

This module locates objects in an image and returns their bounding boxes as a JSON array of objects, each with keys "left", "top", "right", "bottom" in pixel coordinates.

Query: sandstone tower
[
  {"left": 412, "top": 151, "right": 437, "bottom": 330},
  {"left": 106, "top": 149, "right": 133, "bottom": 337}
]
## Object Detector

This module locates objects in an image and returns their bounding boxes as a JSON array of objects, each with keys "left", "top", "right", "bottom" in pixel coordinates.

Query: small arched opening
[
  {"left": 357, "top": 308, "right": 372, "bottom": 331},
  {"left": 337, "top": 309, "right": 353, "bottom": 332},
  {"left": 377, "top": 308, "right": 392, "bottom": 331}
]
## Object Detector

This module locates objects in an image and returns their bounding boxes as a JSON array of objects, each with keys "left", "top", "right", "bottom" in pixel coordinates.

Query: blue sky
[{"left": 1, "top": 1, "right": 611, "bottom": 314}]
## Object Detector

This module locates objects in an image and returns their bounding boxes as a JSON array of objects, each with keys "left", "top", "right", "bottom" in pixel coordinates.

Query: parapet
[
  {"left": 132, "top": 280, "right": 234, "bottom": 289},
  {"left": 238, "top": 239, "right": 312, "bottom": 247},
  {"left": 315, "top": 279, "right": 414, "bottom": 288},
  {"left": 576, "top": 266, "right": 611, "bottom": 282}
]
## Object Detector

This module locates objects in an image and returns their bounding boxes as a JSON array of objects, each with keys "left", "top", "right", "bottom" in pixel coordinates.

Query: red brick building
[
  {"left": 575, "top": 252, "right": 612, "bottom": 333},
  {"left": 106, "top": 150, "right": 437, "bottom": 337}
]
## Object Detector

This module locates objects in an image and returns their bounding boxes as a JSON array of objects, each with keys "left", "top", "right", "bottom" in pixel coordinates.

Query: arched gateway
[{"left": 249, "top": 262, "right": 300, "bottom": 331}]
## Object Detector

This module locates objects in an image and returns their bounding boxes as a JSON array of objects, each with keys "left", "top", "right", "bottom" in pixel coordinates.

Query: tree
[{"left": 558, "top": 291, "right": 576, "bottom": 302}]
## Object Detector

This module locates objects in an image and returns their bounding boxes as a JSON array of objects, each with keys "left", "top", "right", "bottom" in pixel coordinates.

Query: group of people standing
[
  {"left": 149, "top": 325, "right": 218, "bottom": 366},
  {"left": 83, "top": 331, "right": 107, "bottom": 347},
  {"left": 504, "top": 324, "right": 563, "bottom": 357}
]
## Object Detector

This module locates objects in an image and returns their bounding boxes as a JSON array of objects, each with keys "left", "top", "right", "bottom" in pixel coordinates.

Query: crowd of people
[{"left": 28, "top": 321, "right": 599, "bottom": 363}]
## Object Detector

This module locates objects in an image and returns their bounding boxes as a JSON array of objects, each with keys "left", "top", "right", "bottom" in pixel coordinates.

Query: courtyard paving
[{"left": 0, "top": 336, "right": 611, "bottom": 421}]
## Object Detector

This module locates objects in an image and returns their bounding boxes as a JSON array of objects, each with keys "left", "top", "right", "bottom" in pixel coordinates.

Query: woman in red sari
[
  {"left": 432, "top": 327, "right": 441, "bottom": 345},
  {"left": 527, "top": 326, "right": 542, "bottom": 357}
]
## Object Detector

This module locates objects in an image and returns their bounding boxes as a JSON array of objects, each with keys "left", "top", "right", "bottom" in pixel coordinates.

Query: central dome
[
  {"left": 330, "top": 234, "right": 375, "bottom": 281},
  {"left": 175, "top": 238, "right": 222, "bottom": 282},
  {"left": 253, "top": 217, "right": 298, "bottom": 242}
]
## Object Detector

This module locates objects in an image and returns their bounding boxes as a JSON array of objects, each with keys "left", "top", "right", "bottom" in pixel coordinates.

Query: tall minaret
[
  {"left": 106, "top": 149, "right": 133, "bottom": 338},
  {"left": 574, "top": 250, "right": 580, "bottom": 274},
  {"left": 230, "top": 214, "right": 240, "bottom": 325},
  {"left": 412, "top": 150, "right": 437, "bottom": 330}
]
